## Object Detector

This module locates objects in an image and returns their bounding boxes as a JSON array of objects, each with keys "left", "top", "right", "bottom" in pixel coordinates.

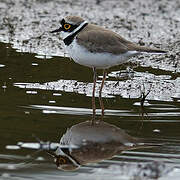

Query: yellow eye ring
[
  {"left": 59, "top": 157, "right": 66, "bottom": 164},
  {"left": 64, "top": 24, "right": 71, "bottom": 30}
]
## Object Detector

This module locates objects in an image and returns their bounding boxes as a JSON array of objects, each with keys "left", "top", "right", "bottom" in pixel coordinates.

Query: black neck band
[{"left": 63, "top": 22, "right": 88, "bottom": 46}]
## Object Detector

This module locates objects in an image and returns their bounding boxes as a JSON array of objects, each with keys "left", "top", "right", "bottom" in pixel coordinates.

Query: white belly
[{"left": 65, "top": 39, "right": 139, "bottom": 69}]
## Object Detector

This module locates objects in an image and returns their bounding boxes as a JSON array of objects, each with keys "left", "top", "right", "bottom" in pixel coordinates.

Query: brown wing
[
  {"left": 76, "top": 24, "right": 166, "bottom": 54},
  {"left": 76, "top": 24, "right": 134, "bottom": 55}
]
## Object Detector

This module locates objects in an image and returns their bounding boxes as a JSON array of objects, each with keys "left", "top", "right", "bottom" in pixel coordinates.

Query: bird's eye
[
  {"left": 59, "top": 157, "right": 66, "bottom": 164},
  {"left": 64, "top": 24, "right": 71, "bottom": 30}
]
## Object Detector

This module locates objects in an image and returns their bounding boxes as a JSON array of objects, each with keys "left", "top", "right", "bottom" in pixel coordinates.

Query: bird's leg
[
  {"left": 99, "top": 69, "right": 107, "bottom": 121},
  {"left": 92, "top": 67, "right": 97, "bottom": 124}
]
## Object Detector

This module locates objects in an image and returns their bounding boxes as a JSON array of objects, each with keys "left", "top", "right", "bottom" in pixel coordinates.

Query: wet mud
[{"left": 0, "top": 0, "right": 180, "bottom": 72}]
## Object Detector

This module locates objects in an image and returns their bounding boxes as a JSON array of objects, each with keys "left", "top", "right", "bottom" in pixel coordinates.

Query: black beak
[{"left": 50, "top": 27, "right": 62, "bottom": 33}]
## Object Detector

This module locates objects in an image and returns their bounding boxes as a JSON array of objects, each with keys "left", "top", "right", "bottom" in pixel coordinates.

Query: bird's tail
[
  {"left": 117, "top": 142, "right": 162, "bottom": 153},
  {"left": 135, "top": 46, "right": 167, "bottom": 54}
]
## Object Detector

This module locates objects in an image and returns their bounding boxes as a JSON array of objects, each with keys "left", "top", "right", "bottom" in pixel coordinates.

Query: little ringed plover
[{"left": 51, "top": 16, "right": 166, "bottom": 122}]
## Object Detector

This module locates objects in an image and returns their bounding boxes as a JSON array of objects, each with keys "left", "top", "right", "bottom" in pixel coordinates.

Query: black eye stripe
[
  {"left": 62, "top": 23, "right": 79, "bottom": 32},
  {"left": 60, "top": 19, "right": 65, "bottom": 25},
  {"left": 60, "top": 19, "right": 80, "bottom": 32},
  {"left": 68, "top": 24, "right": 79, "bottom": 31}
]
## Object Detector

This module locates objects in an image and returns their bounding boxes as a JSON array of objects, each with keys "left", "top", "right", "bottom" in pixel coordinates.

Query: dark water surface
[{"left": 0, "top": 42, "right": 180, "bottom": 179}]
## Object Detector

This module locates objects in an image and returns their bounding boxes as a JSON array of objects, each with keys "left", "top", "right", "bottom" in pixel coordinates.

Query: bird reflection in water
[
  {"left": 6, "top": 120, "right": 159, "bottom": 171},
  {"left": 47, "top": 121, "right": 157, "bottom": 171}
]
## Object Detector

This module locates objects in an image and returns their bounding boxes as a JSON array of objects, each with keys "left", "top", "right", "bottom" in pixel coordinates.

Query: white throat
[{"left": 60, "top": 21, "right": 88, "bottom": 40}]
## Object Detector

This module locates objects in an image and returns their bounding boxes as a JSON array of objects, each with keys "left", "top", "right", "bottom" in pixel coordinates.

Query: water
[
  {"left": 0, "top": 42, "right": 180, "bottom": 179},
  {"left": 0, "top": 0, "right": 180, "bottom": 179}
]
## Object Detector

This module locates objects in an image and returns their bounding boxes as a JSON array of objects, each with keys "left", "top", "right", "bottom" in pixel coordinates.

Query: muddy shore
[{"left": 0, "top": 0, "right": 179, "bottom": 72}]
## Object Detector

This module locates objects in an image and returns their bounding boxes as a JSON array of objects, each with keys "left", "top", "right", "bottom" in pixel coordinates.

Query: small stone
[{"left": 153, "top": 129, "right": 160, "bottom": 133}]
